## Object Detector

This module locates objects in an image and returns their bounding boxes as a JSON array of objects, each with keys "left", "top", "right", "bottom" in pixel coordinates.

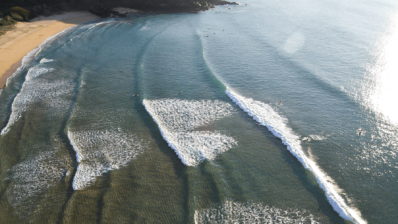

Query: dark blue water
[{"left": 1, "top": 0, "right": 397, "bottom": 223}]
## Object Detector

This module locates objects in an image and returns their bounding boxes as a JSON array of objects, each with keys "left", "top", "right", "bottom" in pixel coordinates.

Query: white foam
[
  {"left": 302, "top": 135, "right": 326, "bottom": 142},
  {"left": 68, "top": 129, "right": 145, "bottom": 190},
  {"left": 3, "top": 24, "right": 75, "bottom": 89},
  {"left": 25, "top": 67, "right": 54, "bottom": 80},
  {"left": 6, "top": 145, "right": 72, "bottom": 217},
  {"left": 40, "top": 58, "right": 54, "bottom": 64},
  {"left": 33, "top": 26, "right": 76, "bottom": 58},
  {"left": 226, "top": 88, "right": 366, "bottom": 224},
  {"left": 194, "top": 200, "right": 321, "bottom": 224},
  {"left": 1, "top": 66, "right": 73, "bottom": 135},
  {"left": 302, "top": 137, "right": 312, "bottom": 142},
  {"left": 4, "top": 48, "right": 39, "bottom": 88},
  {"left": 309, "top": 135, "right": 325, "bottom": 141},
  {"left": 140, "top": 21, "right": 150, "bottom": 31},
  {"left": 73, "top": 161, "right": 107, "bottom": 190},
  {"left": 1, "top": 25, "right": 81, "bottom": 134},
  {"left": 143, "top": 99, "right": 237, "bottom": 166},
  {"left": 143, "top": 99, "right": 233, "bottom": 132},
  {"left": 87, "top": 19, "right": 116, "bottom": 30},
  {"left": 154, "top": 130, "right": 236, "bottom": 166}
]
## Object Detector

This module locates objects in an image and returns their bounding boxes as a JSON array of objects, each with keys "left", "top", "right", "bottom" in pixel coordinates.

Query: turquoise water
[{"left": 1, "top": 0, "right": 398, "bottom": 223}]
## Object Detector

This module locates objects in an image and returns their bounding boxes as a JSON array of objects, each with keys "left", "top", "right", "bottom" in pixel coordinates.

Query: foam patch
[
  {"left": 39, "top": 58, "right": 54, "bottom": 64},
  {"left": 68, "top": 130, "right": 145, "bottom": 190},
  {"left": 194, "top": 201, "right": 321, "bottom": 224},
  {"left": 1, "top": 65, "right": 73, "bottom": 135},
  {"left": 25, "top": 67, "right": 55, "bottom": 80},
  {"left": 7, "top": 146, "right": 72, "bottom": 217},
  {"left": 162, "top": 131, "right": 237, "bottom": 166},
  {"left": 143, "top": 99, "right": 234, "bottom": 132},
  {"left": 143, "top": 99, "right": 237, "bottom": 166}
]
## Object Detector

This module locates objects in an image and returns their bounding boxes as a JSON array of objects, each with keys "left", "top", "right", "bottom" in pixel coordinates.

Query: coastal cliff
[
  {"left": 1, "top": 0, "right": 237, "bottom": 20},
  {"left": 0, "top": 0, "right": 236, "bottom": 35}
]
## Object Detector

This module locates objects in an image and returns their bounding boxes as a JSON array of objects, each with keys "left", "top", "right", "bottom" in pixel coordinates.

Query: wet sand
[{"left": 0, "top": 11, "right": 99, "bottom": 88}]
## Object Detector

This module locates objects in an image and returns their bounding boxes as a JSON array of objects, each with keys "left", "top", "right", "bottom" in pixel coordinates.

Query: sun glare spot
[{"left": 362, "top": 13, "right": 398, "bottom": 124}]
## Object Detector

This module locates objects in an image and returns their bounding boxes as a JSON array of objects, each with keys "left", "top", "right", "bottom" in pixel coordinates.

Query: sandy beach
[{"left": 0, "top": 11, "right": 99, "bottom": 89}]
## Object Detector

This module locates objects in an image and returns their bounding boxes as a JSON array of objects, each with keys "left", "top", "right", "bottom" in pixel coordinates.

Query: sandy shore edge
[{"left": 0, "top": 11, "right": 100, "bottom": 89}]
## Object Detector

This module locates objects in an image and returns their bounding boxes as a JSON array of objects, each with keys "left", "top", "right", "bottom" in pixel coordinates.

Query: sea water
[{"left": 1, "top": 0, "right": 397, "bottom": 223}]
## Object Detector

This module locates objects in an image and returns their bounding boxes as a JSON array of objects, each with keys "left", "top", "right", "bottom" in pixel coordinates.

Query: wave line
[{"left": 226, "top": 88, "right": 366, "bottom": 224}]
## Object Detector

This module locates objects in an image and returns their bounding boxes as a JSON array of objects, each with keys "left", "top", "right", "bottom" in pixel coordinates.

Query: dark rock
[
  {"left": 1, "top": 0, "right": 237, "bottom": 21},
  {"left": 59, "top": 2, "right": 72, "bottom": 11},
  {"left": 88, "top": 4, "right": 112, "bottom": 18},
  {"left": 210, "top": 0, "right": 238, "bottom": 5}
]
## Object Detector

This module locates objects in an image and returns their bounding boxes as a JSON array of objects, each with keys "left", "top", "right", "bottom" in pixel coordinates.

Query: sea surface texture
[{"left": 1, "top": 0, "right": 398, "bottom": 223}]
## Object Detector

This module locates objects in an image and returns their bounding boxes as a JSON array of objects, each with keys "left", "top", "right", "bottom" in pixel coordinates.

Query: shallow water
[{"left": 1, "top": 0, "right": 398, "bottom": 223}]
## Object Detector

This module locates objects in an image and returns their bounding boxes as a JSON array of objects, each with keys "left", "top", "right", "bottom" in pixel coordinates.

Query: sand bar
[{"left": 0, "top": 11, "right": 99, "bottom": 88}]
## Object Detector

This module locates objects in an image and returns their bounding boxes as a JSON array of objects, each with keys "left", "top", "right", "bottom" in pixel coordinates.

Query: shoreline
[{"left": 0, "top": 11, "right": 99, "bottom": 89}]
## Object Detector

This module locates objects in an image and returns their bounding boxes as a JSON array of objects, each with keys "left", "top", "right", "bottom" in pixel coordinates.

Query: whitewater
[{"left": 0, "top": 0, "right": 397, "bottom": 223}]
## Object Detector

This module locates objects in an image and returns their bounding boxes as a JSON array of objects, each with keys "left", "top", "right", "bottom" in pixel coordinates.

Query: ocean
[{"left": 1, "top": 0, "right": 397, "bottom": 223}]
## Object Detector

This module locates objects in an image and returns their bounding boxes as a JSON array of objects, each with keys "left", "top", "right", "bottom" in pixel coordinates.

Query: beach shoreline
[{"left": 0, "top": 11, "right": 99, "bottom": 89}]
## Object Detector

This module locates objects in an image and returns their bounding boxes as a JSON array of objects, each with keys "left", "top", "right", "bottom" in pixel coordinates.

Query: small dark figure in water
[{"left": 133, "top": 94, "right": 138, "bottom": 97}]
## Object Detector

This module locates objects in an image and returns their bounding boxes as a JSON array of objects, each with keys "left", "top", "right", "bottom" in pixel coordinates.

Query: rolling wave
[
  {"left": 226, "top": 88, "right": 366, "bottom": 224},
  {"left": 0, "top": 64, "right": 73, "bottom": 136},
  {"left": 198, "top": 33, "right": 365, "bottom": 223}
]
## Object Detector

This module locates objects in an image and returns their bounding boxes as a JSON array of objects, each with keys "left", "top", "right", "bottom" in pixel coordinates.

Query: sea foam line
[
  {"left": 3, "top": 21, "right": 92, "bottom": 89},
  {"left": 0, "top": 23, "right": 90, "bottom": 135},
  {"left": 0, "top": 65, "right": 73, "bottom": 135},
  {"left": 67, "top": 130, "right": 84, "bottom": 163},
  {"left": 225, "top": 88, "right": 366, "bottom": 224}
]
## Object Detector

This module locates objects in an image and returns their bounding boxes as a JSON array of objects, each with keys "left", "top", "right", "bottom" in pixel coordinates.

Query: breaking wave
[
  {"left": 1, "top": 64, "right": 73, "bottom": 135},
  {"left": 226, "top": 88, "right": 366, "bottom": 224}
]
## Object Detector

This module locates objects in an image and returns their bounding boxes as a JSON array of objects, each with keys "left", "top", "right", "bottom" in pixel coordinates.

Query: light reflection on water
[
  {"left": 1, "top": 1, "right": 398, "bottom": 223},
  {"left": 362, "top": 12, "right": 398, "bottom": 125},
  {"left": 353, "top": 12, "right": 398, "bottom": 175}
]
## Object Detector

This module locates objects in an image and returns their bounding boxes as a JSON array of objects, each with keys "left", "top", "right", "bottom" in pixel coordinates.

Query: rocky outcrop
[
  {"left": 9, "top": 6, "right": 31, "bottom": 21},
  {"left": 0, "top": 0, "right": 236, "bottom": 36},
  {"left": 0, "top": 0, "right": 238, "bottom": 19}
]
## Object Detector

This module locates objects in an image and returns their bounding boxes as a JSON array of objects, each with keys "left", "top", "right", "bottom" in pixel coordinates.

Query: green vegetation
[
  {"left": 0, "top": 6, "right": 32, "bottom": 36},
  {"left": 10, "top": 6, "right": 31, "bottom": 21},
  {"left": 0, "top": 15, "right": 16, "bottom": 36}
]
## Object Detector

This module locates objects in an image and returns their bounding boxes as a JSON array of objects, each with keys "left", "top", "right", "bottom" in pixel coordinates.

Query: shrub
[{"left": 10, "top": 6, "right": 31, "bottom": 21}]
